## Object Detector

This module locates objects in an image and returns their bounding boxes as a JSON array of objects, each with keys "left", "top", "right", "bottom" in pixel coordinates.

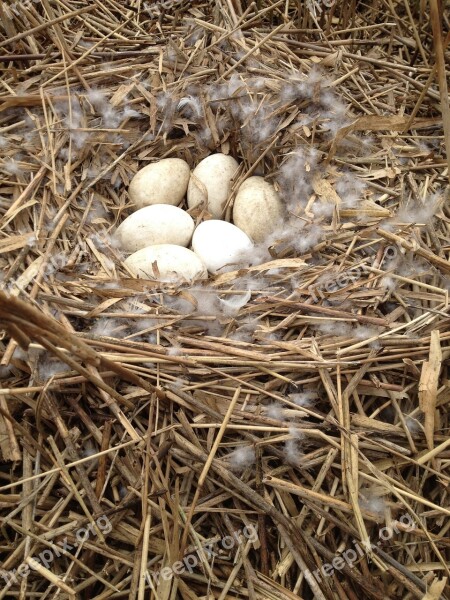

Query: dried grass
[{"left": 0, "top": 1, "right": 449, "bottom": 599}]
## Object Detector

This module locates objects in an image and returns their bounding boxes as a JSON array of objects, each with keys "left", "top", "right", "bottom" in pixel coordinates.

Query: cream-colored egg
[
  {"left": 187, "top": 154, "right": 239, "bottom": 218},
  {"left": 124, "top": 244, "right": 207, "bottom": 282},
  {"left": 192, "top": 220, "right": 253, "bottom": 274},
  {"left": 233, "top": 176, "right": 284, "bottom": 242},
  {"left": 115, "top": 205, "right": 194, "bottom": 252},
  {"left": 129, "top": 158, "right": 190, "bottom": 209}
]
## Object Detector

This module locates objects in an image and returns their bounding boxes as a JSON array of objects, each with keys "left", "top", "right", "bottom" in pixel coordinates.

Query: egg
[
  {"left": 187, "top": 154, "right": 239, "bottom": 218},
  {"left": 129, "top": 158, "right": 190, "bottom": 209},
  {"left": 233, "top": 176, "right": 284, "bottom": 242},
  {"left": 124, "top": 244, "right": 207, "bottom": 282},
  {"left": 192, "top": 220, "right": 253, "bottom": 274},
  {"left": 115, "top": 205, "right": 195, "bottom": 252}
]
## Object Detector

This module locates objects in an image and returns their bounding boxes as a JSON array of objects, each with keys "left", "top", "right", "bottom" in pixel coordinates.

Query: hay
[{"left": 0, "top": 1, "right": 449, "bottom": 598}]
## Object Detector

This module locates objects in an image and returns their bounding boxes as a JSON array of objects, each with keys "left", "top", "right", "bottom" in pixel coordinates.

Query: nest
[{"left": 0, "top": 1, "right": 449, "bottom": 598}]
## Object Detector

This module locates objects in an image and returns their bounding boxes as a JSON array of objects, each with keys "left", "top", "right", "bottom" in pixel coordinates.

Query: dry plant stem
[
  {"left": 429, "top": 0, "right": 450, "bottom": 179},
  {"left": 179, "top": 387, "right": 241, "bottom": 557},
  {"left": 0, "top": 6, "right": 95, "bottom": 49},
  {"left": 0, "top": 2, "right": 449, "bottom": 599}
]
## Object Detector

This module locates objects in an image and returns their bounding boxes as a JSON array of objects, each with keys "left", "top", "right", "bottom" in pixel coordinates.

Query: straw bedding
[{"left": 0, "top": 1, "right": 449, "bottom": 598}]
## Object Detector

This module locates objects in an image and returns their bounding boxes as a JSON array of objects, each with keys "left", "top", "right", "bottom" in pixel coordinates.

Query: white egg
[
  {"left": 233, "top": 176, "right": 284, "bottom": 242},
  {"left": 192, "top": 220, "right": 253, "bottom": 274},
  {"left": 187, "top": 154, "right": 239, "bottom": 218},
  {"left": 115, "top": 205, "right": 195, "bottom": 252},
  {"left": 124, "top": 244, "right": 207, "bottom": 282},
  {"left": 129, "top": 158, "right": 190, "bottom": 209}
]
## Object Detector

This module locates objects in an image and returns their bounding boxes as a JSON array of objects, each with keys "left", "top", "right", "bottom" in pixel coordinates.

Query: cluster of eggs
[{"left": 115, "top": 154, "right": 283, "bottom": 283}]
